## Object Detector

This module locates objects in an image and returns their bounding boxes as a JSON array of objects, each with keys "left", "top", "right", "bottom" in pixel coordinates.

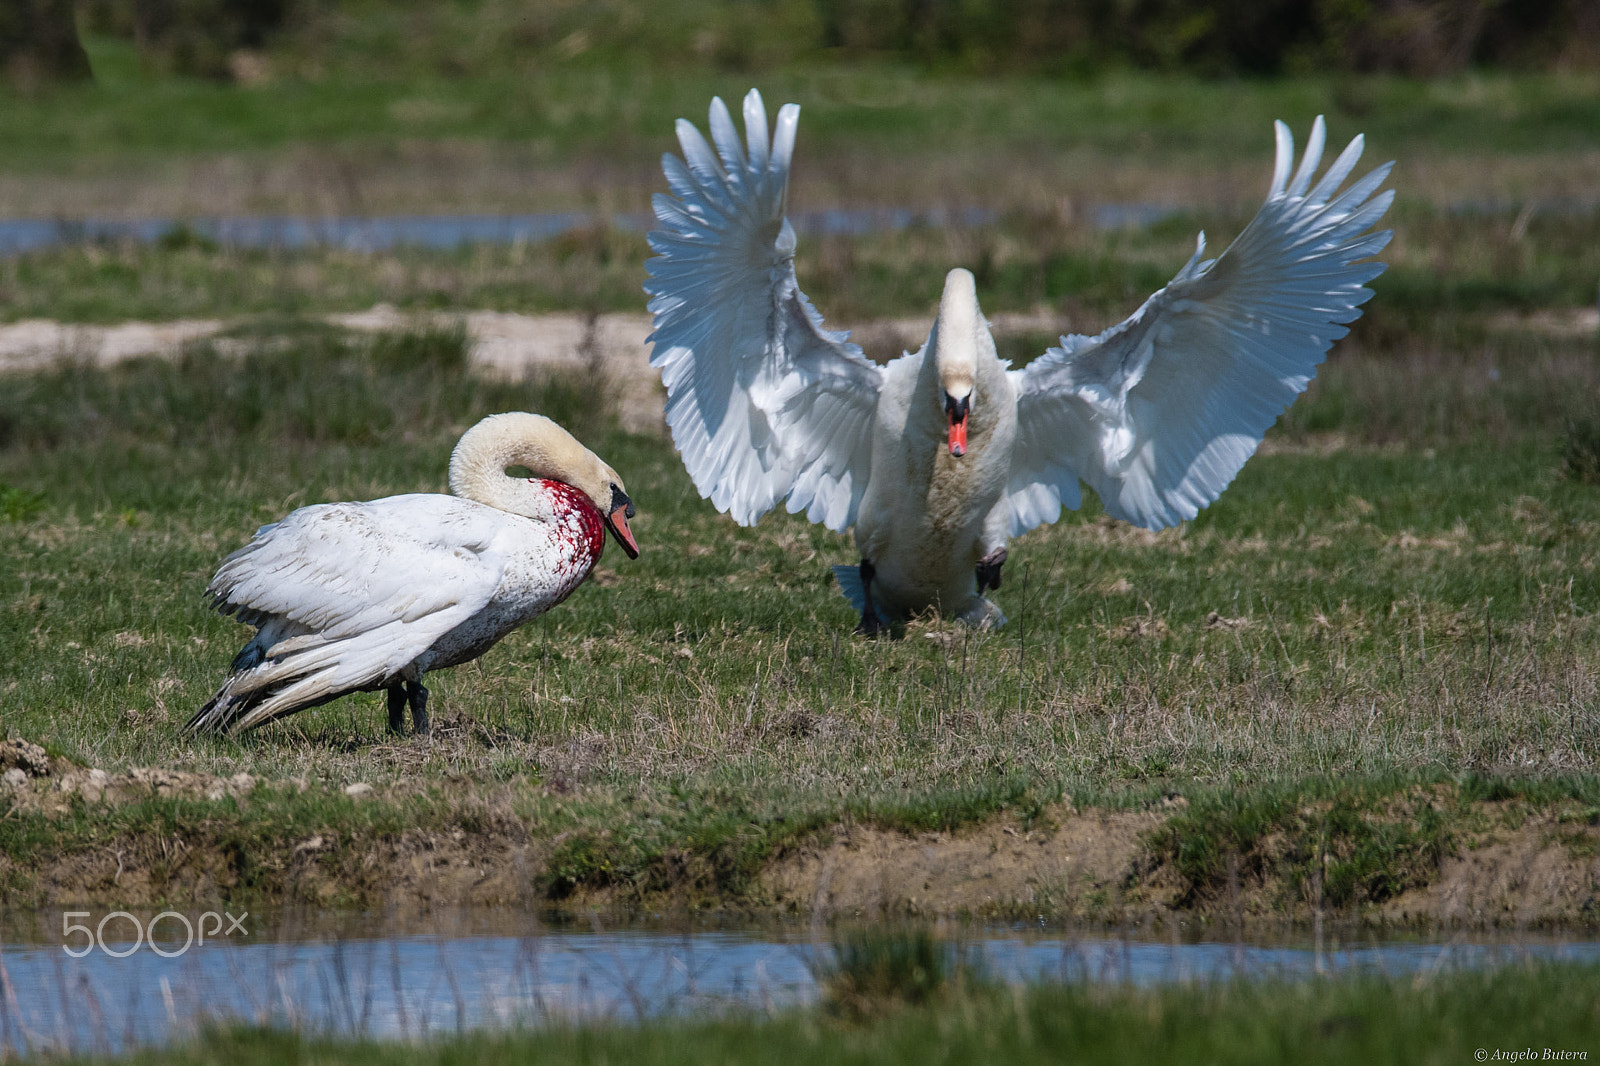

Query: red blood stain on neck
[{"left": 538, "top": 479, "right": 606, "bottom": 560}]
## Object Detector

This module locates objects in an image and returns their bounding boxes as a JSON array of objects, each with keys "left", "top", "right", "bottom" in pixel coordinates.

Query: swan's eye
[{"left": 610, "top": 484, "right": 635, "bottom": 519}]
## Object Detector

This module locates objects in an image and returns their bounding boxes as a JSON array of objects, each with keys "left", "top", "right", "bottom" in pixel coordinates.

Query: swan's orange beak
[
  {"left": 605, "top": 487, "right": 640, "bottom": 559},
  {"left": 606, "top": 506, "right": 640, "bottom": 559},
  {"left": 947, "top": 413, "right": 967, "bottom": 456},
  {"left": 945, "top": 393, "right": 971, "bottom": 457}
]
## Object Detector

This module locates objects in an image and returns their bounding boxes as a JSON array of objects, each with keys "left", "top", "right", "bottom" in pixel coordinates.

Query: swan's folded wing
[
  {"left": 206, "top": 495, "right": 502, "bottom": 650},
  {"left": 645, "top": 89, "right": 883, "bottom": 533},
  {"left": 1007, "top": 117, "right": 1393, "bottom": 534}
]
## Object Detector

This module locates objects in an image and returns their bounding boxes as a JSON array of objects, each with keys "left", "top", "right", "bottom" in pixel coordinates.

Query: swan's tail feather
[
  {"left": 185, "top": 672, "right": 271, "bottom": 736},
  {"left": 186, "top": 668, "right": 354, "bottom": 736},
  {"left": 228, "top": 672, "right": 349, "bottom": 733},
  {"left": 187, "top": 634, "right": 371, "bottom": 736}
]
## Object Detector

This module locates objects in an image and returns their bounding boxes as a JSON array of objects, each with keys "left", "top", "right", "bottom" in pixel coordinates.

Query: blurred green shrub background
[{"left": 9, "top": 0, "right": 1598, "bottom": 88}]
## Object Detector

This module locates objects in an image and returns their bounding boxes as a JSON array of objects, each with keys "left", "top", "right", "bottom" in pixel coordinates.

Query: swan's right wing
[{"left": 645, "top": 89, "right": 883, "bottom": 533}]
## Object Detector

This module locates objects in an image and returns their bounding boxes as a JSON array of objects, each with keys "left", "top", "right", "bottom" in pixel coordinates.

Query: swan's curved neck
[
  {"left": 451, "top": 452, "right": 532, "bottom": 513},
  {"left": 449, "top": 416, "right": 589, "bottom": 516}
]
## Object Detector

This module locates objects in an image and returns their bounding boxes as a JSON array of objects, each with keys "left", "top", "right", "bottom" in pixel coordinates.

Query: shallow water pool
[{"left": 1, "top": 908, "right": 1595, "bottom": 1057}]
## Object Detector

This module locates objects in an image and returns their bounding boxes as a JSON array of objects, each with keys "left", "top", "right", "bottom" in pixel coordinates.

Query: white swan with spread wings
[{"left": 645, "top": 90, "right": 1392, "bottom": 632}]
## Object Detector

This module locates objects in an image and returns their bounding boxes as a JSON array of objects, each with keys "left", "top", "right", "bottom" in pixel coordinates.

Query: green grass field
[
  {"left": 8, "top": 42, "right": 1600, "bottom": 168},
  {"left": 2, "top": 60, "right": 1599, "bottom": 926},
  {"left": 2, "top": 304, "right": 1597, "bottom": 914}
]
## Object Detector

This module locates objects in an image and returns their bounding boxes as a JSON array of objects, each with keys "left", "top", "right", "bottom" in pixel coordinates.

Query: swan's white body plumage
[
  {"left": 847, "top": 286, "right": 1018, "bottom": 625},
  {"left": 646, "top": 90, "right": 1393, "bottom": 625},
  {"left": 189, "top": 413, "right": 631, "bottom": 734}
]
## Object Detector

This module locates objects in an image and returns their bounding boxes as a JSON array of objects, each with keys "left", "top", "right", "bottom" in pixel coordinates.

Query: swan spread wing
[
  {"left": 1007, "top": 117, "right": 1393, "bottom": 534},
  {"left": 646, "top": 89, "right": 883, "bottom": 533},
  {"left": 208, "top": 495, "right": 503, "bottom": 667}
]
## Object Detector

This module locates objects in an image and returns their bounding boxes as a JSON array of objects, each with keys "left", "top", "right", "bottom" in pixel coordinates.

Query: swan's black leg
[
  {"left": 976, "top": 547, "right": 1008, "bottom": 593},
  {"left": 407, "top": 681, "right": 430, "bottom": 735},
  {"left": 387, "top": 684, "right": 407, "bottom": 734},
  {"left": 855, "top": 558, "right": 888, "bottom": 636}
]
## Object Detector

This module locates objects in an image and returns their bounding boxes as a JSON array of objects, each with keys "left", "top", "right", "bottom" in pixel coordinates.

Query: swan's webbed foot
[
  {"left": 976, "top": 547, "right": 1008, "bottom": 593},
  {"left": 854, "top": 558, "right": 889, "bottom": 637},
  {"left": 855, "top": 611, "right": 889, "bottom": 637}
]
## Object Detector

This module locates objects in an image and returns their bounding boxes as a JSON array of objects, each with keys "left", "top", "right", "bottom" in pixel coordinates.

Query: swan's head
[
  {"left": 932, "top": 268, "right": 982, "bottom": 457},
  {"left": 449, "top": 412, "right": 640, "bottom": 558}
]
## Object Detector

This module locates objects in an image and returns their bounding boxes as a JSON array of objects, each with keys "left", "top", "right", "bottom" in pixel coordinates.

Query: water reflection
[{"left": 5, "top": 197, "right": 1597, "bottom": 256}]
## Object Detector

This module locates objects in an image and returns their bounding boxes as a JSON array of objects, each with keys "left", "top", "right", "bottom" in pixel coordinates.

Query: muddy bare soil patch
[
  {"left": 5, "top": 785, "right": 554, "bottom": 912},
  {"left": 762, "top": 807, "right": 1173, "bottom": 920},
  {"left": 1384, "top": 809, "right": 1600, "bottom": 927}
]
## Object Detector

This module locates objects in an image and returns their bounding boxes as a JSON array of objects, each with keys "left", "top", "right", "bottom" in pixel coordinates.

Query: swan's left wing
[
  {"left": 207, "top": 496, "right": 504, "bottom": 649},
  {"left": 1006, "top": 117, "right": 1393, "bottom": 534},
  {"left": 645, "top": 89, "right": 883, "bottom": 533}
]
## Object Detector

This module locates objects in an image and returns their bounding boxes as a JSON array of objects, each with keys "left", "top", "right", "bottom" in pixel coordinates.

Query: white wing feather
[
  {"left": 208, "top": 495, "right": 502, "bottom": 663},
  {"left": 1008, "top": 116, "right": 1393, "bottom": 534},
  {"left": 645, "top": 89, "right": 883, "bottom": 532}
]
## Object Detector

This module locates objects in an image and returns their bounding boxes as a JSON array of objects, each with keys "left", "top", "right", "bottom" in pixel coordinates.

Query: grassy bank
[
  {"left": 61, "top": 961, "right": 1600, "bottom": 1066},
  {"left": 4, "top": 763, "right": 1598, "bottom": 919}
]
